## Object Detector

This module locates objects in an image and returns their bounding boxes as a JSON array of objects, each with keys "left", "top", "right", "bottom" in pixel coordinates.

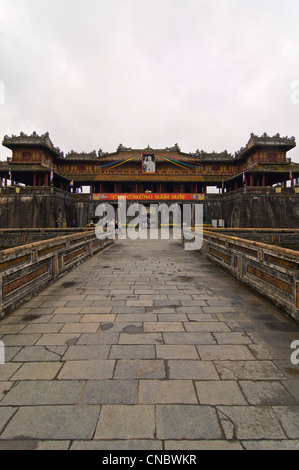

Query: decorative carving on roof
[
  {"left": 143, "top": 145, "right": 154, "bottom": 152},
  {"left": 2, "top": 132, "right": 296, "bottom": 164},
  {"left": 188, "top": 149, "right": 233, "bottom": 160},
  {"left": 117, "top": 144, "right": 132, "bottom": 152},
  {"left": 165, "top": 143, "right": 181, "bottom": 152},
  {"left": 235, "top": 133, "right": 296, "bottom": 158},
  {"left": 2, "top": 131, "right": 64, "bottom": 157},
  {"left": 65, "top": 150, "right": 98, "bottom": 160},
  {"left": 98, "top": 148, "right": 109, "bottom": 157}
]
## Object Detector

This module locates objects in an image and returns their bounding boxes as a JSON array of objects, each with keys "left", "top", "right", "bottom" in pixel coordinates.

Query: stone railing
[
  {"left": 185, "top": 229, "right": 299, "bottom": 323},
  {"left": 0, "top": 230, "right": 113, "bottom": 318},
  {"left": 205, "top": 228, "right": 299, "bottom": 247},
  {"left": 0, "top": 228, "right": 95, "bottom": 249},
  {"left": 0, "top": 186, "right": 93, "bottom": 201},
  {"left": 205, "top": 186, "right": 299, "bottom": 199}
]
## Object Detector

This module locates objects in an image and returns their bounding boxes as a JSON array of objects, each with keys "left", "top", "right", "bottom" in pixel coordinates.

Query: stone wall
[
  {"left": 220, "top": 187, "right": 299, "bottom": 228},
  {"left": 188, "top": 229, "right": 299, "bottom": 323},
  {"left": 0, "top": 186, "right": 299, "bottom": 230},
  {"left": 0, "top": 230, "right": 113, "bottom": 318},
  {"left": 0, "top": 228, "right": 96, "bottom": 249}
]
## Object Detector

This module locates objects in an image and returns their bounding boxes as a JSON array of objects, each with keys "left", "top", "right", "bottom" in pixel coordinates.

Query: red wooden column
[{"left": 262, "top": 174, "right": 266, "bottom": 186}]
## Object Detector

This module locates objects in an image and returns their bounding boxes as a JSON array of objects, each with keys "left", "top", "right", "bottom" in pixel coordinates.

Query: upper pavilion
[{"left": 0, "top": 131, "right": 298, "bottom": 195}]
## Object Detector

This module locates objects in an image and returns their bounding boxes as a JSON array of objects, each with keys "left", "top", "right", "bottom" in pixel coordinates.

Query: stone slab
[
  {"left": 138, "top": 380, "right": 198, "bottom": 404},
  {"left": 273, "top": 406, "right": 299, "bottom": 439},
  {"left": 114, "top": 359, "right": 166, "bottom": 379},
  {"left": 62, "top": 345, "right": 110, "bottom": 361},
  {"left": 215, "top": 360, "right": 286, "bottom": 380},
  {"left": 163, "top": 332, "right": 215, "bottom": 345},
  {"left": 156, "top": 345, "right": 199, "bottom": 360},
  {"left": 77, "top": 333, "right": 120, "bottom": 345},
  {"left": 239, "top": 380, "right": 298, "bottom": 405},
  {"left": 11, "top": 346, "right": 63, "bottom": 362},
  {"left": 195, "top": 380, "right": 247, "bottom": 405},
  {"left": 144, "top": 322, "right": 184, "bottom": 332},
  {"left": 156, "top": 405, "right": 222, "bottom": 440},
  {"left": 196, "top": 345, "right": 255, "bottom": 360},
  {"left": 217, "top": 406, "right": 286, "bottom": 440},
  {"left": 118, "top": 333, "right": 163, "bottom": 345},
  {"left": 58, "top": 360, "right": 115, "bottom": 380},
  {"left": 168, "top": 360, "right": 219, "bottom": 380},
  {"left": 70, "top": 440, "right": 163, "bottom": 450},
  {"left": 36, "top": 334, "right": 81, "bottom": 346},
  {"left": 0, "top": 405, "right": 101, "bottom": 440},
  {"left": 109, "top": 345, "right": 156, "bottom": 359},
  {"left": 0, "top": 380, "right": 84, "bottom": 406},
  {"left": 0, "top": 407, "right": 16, "bottom": 434},
  {"left": 10, "top": 362, "right": 62, "bottom": 380},
  {"left": 80, "top": 380, "right": 138, "bottom": 405},
  {"left": 165, "top": 440, "right": 243, "bottom": 450},
  {"left": 94, "top": 405, "right": 155, "bottom": 440}
]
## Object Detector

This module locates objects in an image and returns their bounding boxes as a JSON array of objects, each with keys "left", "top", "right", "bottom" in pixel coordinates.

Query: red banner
[{"left": 93, "top": 193, "right": 205, "bottom": 201}]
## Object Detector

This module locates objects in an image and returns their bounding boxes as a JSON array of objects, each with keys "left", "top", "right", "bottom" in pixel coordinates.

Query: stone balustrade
[
  {"left": 0, "top": 228, "right": 96, "bottom": 249},
  {"left": 185, "top": 228, "right": 299, "bottom": 323},
  {"left": 0, "top": 230, "right": 113, "bottom": 318},
  {"left": 205, "top": 228, "right": 299, "bottom": 247}
]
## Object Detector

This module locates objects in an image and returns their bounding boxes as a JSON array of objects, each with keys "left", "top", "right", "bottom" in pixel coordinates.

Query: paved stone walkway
[{"left": 0, "top": 237, "right": 299, "bottom": 450}]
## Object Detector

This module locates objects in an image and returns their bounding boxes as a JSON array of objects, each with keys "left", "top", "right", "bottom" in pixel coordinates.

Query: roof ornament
[
  {"left": 117, "top": 144, "right": 132, "bottom": 152},
  {"left": 165, "top": 143, "right": 180, "bottom": 152},
  {"left": 98, "top": 148, "right": 108, "bottom": 157}
]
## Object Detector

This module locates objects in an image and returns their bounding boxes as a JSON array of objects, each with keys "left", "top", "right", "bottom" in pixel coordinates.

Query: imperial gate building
[{"left": 0, "top": 131, "right": 299, "bottom": 228}]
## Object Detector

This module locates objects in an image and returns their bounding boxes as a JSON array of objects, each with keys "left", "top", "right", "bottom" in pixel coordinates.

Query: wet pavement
[{"left": 0, "top": 237, "right": 299, "bottom": 450}]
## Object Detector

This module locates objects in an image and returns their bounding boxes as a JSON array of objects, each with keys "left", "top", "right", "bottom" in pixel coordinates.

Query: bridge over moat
[{"left": 0, "top": 236, "right": 298, "bottom": 450}]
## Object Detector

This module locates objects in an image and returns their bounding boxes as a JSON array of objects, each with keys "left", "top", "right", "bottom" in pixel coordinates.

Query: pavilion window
[{"left": 22, "top": 152, "right": 31, "bottom": 162}]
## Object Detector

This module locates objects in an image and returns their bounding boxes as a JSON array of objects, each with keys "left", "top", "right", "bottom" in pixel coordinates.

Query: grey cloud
[{"left": 0, "top": 0, "right": 298, "bottom": 161}]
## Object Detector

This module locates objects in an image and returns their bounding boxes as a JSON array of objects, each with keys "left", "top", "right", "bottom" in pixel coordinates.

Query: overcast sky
[{"left": 0, "top": 0, "right": 299, "bottom": 162}]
